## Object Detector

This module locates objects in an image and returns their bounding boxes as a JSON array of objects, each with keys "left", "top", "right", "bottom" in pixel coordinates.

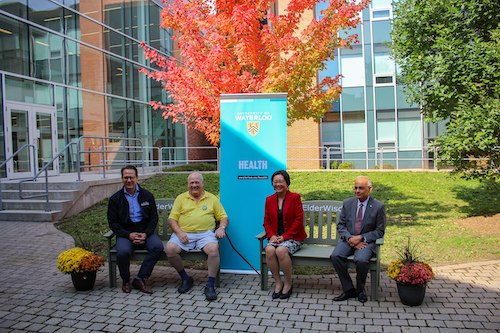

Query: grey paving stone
[{"left": 1, "top": 222, "right": 499, "bottom": 333}]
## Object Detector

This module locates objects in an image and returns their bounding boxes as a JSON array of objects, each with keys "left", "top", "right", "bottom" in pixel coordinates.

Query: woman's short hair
[{"left": 271, "top": 170, "right": 290, "bottom": 186}]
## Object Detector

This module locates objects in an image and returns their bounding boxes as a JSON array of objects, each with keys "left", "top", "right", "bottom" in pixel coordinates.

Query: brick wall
[
  {"left": 287, "top": 118, "right": 321, "bottom": 169},
  {"left": 187, "top": 127, "right": 218, "bottom": 164}
]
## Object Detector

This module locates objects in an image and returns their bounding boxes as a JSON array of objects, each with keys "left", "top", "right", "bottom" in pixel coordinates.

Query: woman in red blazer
[{"left": 263, "top": 170, "right": 307, "bottom": 299}]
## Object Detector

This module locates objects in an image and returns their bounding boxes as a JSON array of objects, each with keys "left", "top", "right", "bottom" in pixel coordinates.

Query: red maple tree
[{"left": 140, "top": 0, "right": 368, "bottom": 145}]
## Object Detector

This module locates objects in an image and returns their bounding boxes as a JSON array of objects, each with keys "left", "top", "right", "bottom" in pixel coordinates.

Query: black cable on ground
[{"left": 225, "top": 231, "right": 261, "bottom": 276}]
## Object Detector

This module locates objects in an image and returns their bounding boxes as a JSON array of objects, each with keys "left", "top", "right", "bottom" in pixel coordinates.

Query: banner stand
[{"left": 219, "top": 93, "right": 288, "bottom": 272}]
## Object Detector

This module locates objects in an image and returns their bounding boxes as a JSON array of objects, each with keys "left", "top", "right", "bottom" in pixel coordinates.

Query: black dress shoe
[
  {"left": 358, "top": 291, "right": 368, "bottom": 303},
  {"left": 204, "top": 286, "right": 217, "bottom": 301},
  {"left": 272, "top": 287, "right": 283, "bottom": 299},
  {"left": 178, "top": 277, "right": 194, "bottom": 293},
  {"left": 333, "top": 289, "right": 357, "bottom": 301},
  {"left": 280, "top": 287, "right": 293, "bottom": 299}
]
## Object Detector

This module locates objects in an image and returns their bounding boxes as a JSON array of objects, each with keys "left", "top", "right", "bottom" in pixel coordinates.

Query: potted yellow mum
[
  {"left": 387, "top": 238, "right": 434, "bottom": 306},
  {"left": 57, "top": 248, "right": 104, "bottom": 291}
]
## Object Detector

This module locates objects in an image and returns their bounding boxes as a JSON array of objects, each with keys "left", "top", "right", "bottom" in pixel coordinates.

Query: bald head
[{"left": 354, "top": 176, "right": 373, "bottom": 202}]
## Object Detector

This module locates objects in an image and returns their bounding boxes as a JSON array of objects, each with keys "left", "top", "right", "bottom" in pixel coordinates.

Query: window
[
  {"left": 373, "top": 10, "right": 390, "bottom": 19},
  {"left": 342, "top": 88, "right": 365, "bottom": 111},
  {"left": 344, "top": 121, "right": 367, "bottom": 153},
  {"left": 398, "top": 119, "right": 421, "bottom": 149},
  {"left": 375, "top": 86, "right": 395, "bottom": 110},
  {"left": 340, "top": 55, "right": 365, "bottom": 87},
  {"left": 375, "top": 76, "right": 393, "bottom": 84},
  {"left": 371, "top": 0, "right": 392, "bottom": 9},
  {"left": 376, "top": 110, "right": 395, "bottom": 141},
  {"left": 372, "top": 20, "right": 392, "bottom": 44},
  {"left": 374, "top": 52, "right": 394, "bottom": 75},
  {"left": 322, "top": 121, "right": 341, "bottom": 142}
]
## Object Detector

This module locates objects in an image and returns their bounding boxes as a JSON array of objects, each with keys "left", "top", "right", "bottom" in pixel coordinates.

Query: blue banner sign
[{"left": 219, "top": 93, "right": 287, "bottom": 272}]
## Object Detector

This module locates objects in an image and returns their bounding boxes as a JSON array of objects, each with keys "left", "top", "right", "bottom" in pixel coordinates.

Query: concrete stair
[
  {"left": 0, "top": 171, "right": 158, "bottom": 222},
  {"left": 0, "top": 181, "right": 82, "bottom": 222}
]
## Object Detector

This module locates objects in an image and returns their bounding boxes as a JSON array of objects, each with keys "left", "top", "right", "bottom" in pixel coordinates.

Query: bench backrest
[
  {"left": 155, "top": 198, "right": 176, "bottom": 241},
  {"left": 302, "top": 200, "right": 343, "bottom": 246},
  {"left": 157, "top": 198, "right": 344, "bottom": 245}
]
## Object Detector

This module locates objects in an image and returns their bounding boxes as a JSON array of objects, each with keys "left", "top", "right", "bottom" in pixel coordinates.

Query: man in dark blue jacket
[{"left": 107, "top": 165, "right": 163, "bottom": 294}]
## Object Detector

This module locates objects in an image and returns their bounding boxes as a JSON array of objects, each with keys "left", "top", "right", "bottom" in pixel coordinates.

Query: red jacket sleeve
[
  {"left": 263, "top": 195, "right": 276, "bottom": 238},
  {"left": 282, "top": 193, "right": 306, "bottom": 241}
]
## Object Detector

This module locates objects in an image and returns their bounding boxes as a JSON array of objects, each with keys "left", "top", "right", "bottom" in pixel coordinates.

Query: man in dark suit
[{"left": 330, "top": 176, "right": 386, "bottom": 303}]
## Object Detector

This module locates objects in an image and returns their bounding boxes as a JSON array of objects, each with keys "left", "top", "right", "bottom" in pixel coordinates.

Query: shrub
[
  {"left": 164, "top": 162, "right": 217, "bottom": 172},
  {"left": 338, "top": 162, "right": 354, "bottom": 169},
  {"left": 373, "top": 163, "right": 394, "bottom": 169}
]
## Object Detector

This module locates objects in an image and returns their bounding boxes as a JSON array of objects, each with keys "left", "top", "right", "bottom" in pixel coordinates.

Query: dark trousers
[
  {"left": 116, "top": 234, "right": 163, "bottom": 282},
  {"left": 330, "top": 240, "right": 375, "bottom": 293}
]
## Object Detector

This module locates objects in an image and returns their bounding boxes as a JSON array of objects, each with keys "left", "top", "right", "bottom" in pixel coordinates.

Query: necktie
[{"left": 354, "top": 204, "right": 363, "bottom": 235}]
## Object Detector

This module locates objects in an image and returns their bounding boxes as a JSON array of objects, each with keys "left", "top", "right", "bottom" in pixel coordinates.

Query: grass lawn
[{"left": 55, "top": 171, "right": 500, "bottom": 272}]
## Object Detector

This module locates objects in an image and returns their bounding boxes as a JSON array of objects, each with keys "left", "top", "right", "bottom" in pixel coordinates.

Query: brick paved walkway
[{"left": 0, "top": 221, "right": 499, "bottom": 333}]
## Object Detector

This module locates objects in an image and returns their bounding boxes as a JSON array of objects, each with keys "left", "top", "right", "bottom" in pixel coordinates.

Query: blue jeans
[{"left": 116, "top": 234, "right": 163, "bottom": 282}]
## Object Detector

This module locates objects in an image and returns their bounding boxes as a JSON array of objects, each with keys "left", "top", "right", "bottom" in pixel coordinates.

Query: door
[{"left": 5, "top": 102, "right": 58, "bottom": 179}]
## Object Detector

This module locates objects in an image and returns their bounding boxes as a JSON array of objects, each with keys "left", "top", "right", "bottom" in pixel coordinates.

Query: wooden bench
[
  {"left": 105, "top": 198, "right": 221, "bottom": 288},
  {"left": 256, "top": 200, "right": 383, "bottom": 301}
]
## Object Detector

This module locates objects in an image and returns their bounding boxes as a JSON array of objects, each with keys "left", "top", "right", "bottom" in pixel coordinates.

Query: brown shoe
[
  {"left": 122, "top": 281, "right": 131, "bottom": 293},
  {"left": 132, "top": 278, "right": 153, "bottom": 294}
]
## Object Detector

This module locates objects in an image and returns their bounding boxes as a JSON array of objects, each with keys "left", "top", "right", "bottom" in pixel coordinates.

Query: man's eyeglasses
[
  {"left": 354, "top": 186, "right": 367, "bottom": 190},
  {"left": 123, "top": 176, "right": 135, "bottom": 180}
]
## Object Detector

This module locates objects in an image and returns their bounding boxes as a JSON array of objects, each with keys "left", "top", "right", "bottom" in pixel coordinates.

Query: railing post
[
  {"left": 31, "top": 145, "right": 37, "bottom": 179},
  {"left": 217, "top": 147, "right": 220, "bottom": 171},
  {"left": 326, "top": 147, "right": 330, "bottom": 170},
  {"left": 141, "top": 140, "right": 145, "bottom": 175},
  {"left": 434, "top": 147, "right": 438, "bottom": 170},
  {"left": 77, "top": 139, "right": 82, "bottom": 181},
  {"left": 123, "top": 139, "right": 126, "bottom": 168},
  {"left": 159, "top": 147, "right": 163, "bottom": 172},
  {"left": 102, "top": 138, "right": 106, "bottom": 179},
  {"left": 0, "top": 177, "right": 3, "bottom": 211},
  {"left": 44, "top": 169, "right": 50, "bottom": 212},
  {"left": 380, "top": 147, "right": 384, "bottom": 169}
]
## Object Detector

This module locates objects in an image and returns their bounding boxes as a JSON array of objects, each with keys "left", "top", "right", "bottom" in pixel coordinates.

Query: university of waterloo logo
[{"left": 247, "top": 121, "right": 260, "bottom": 136}]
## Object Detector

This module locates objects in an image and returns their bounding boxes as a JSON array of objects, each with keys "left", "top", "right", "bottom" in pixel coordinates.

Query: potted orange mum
[{"left": 387, "top": 238, "right": 434, "bottom": 306}]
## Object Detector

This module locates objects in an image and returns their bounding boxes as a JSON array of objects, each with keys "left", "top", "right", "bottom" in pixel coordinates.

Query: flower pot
[
  {"left": 71, "top": 271, "right": 96, "bottom": 291},
  {"left": 397, "top": 281, "right": 426, "bottom": 306}
]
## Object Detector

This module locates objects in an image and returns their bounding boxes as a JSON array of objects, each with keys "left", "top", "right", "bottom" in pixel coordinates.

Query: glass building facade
[
  {"left": 0, "top": 0, "right": 186, "bottom": 178},
  {"left": 317, "top": 0, "right": 446, "bottom": 169}
]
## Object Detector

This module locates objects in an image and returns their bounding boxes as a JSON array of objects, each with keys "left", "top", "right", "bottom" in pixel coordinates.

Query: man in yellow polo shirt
[{"left": 166, "top": 172, "right": 229, "bottom": 301}]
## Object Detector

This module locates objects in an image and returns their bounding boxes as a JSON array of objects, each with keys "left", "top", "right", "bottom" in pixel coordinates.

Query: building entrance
[{"left": 4, "top": 102, "right": 58, "bottom": 179}]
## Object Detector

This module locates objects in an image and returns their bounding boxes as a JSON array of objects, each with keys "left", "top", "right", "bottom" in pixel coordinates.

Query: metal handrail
[
  {"left": 18, "top": 142, "right": 78, "bottom": 212},
  {"left": 159, "top": 146, "right": 219, "bottom": 171},
  {"left": 76, "top": 136, "right": 144, "bottom": 181},
  {"left": 98, "top": 145, "right": 162, "bottom": 172},
  {"left": 0, "top": 144, "right": 36, "bottom": 211}
]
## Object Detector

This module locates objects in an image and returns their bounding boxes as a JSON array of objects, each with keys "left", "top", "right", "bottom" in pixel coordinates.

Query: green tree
[{"left": 391, "top": 0, "right": 500, "bottom": 192}]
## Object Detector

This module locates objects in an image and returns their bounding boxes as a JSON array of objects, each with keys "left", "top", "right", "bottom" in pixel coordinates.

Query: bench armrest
[
  {"left": 104, "top": 231, "right": 115, "bottom": 260},
  {"left": 256, "top": 231, "right": 267, "bottom": 253},
  {"left": 255, "top": 231, "right": 266, "bottom": 240},
  {"left": 104, "top": 230, "right": 115, "bottom": 239},
  {"left": 375, "top": 237, "right": 384, "bottom": 245}
]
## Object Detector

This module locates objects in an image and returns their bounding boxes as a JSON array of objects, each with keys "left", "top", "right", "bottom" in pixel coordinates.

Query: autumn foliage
[{"left": 140, "top": 0, "right": 368, "bottom": 145}]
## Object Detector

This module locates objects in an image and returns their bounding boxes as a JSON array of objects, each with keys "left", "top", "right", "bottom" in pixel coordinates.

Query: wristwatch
[{"left": 221, "top": 225, "right": 226, "bottom": 229}]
